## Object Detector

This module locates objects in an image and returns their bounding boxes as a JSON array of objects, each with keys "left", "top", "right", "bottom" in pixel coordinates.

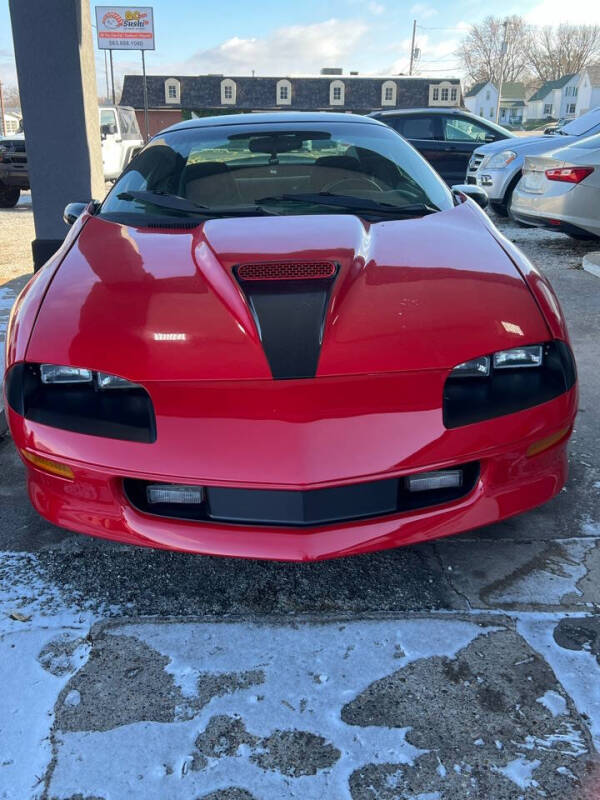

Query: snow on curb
[{"left": 583, "top": 252, "right": 600, "bottom": 279}]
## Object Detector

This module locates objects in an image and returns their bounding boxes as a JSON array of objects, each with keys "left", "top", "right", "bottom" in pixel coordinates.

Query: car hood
[
  {"left": 27, "top": 204, "right": 550, "bottom": 381},
  {"left": 474, "top": 134, "right": 579, "bottom": 157}
]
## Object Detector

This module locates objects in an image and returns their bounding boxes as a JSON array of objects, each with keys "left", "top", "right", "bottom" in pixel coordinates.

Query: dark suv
[{"left": 369, "top": 108, "right": 514, "bottom": 185}]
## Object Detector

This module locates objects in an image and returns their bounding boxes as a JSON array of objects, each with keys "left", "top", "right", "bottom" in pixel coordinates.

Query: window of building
[
  {"left": 568, "top": 103, "right": 576, "bottom": 114},
  {"left": 489, "top": 107, "right": 494, "bottom": 118},
  {"left": 329, "top": 80, "right": 345, "bottom": 105},
  {"left": 479, "top": 107, "right": 484, "bottom": 116},
  {"left": 543, "top": 103, "right": 553, "bottom": 115},
  {"left": 441, "top": 88, "right": 449, "bottom": 101},
  {"left": 486, "top": 90, "right": 490, "bottom": 100},
  {"left": 276, "top": 79, "right": 292, "bottom": 105},
  {"left": 450, "top": 88, "right": 457, "bottom": 101},
  {"left": 164, "top": 78, "right": 180, "bottom": 105},
  {"left": 221, "top": 79, "right": 237, "bottom": 105},
  {"left": 381, "top": 80, "right": 396, "bottom": 106},
  {"left": 432, "top": 88, "right": 439, "bottom": 101}
]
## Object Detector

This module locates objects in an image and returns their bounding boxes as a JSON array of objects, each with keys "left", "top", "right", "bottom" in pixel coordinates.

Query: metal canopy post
[
  {"left": 141, "top": 49, "right": 149, "bottom": 142},
  {"left": 109, "top": 49, "right": 116, "bottom": 105}
]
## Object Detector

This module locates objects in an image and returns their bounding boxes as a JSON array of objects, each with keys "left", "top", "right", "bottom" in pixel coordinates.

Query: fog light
[
  {"left": 21, "top": 449, "right": 74, "bottom": 479},
  {"left": 405, "top": 469, "right": 463, "bottom": 492},
  {"left": 146, "top": 484, "right": 205, "bottom": 504}
]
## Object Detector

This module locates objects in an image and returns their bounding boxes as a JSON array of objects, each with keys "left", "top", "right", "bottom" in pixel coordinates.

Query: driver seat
[
  {"left": 180, "top": 162, "right": 240, "bottom": 206},
  {"left": 310, "top": 155, "right": 362, "bottom": 193}
]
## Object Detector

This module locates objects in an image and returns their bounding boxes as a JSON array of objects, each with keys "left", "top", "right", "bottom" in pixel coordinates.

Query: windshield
[
  {"left": 560, "top": 110, "right": 600, "bottom": 137},
  {"left": 100, "top": 120, "right": 453, "bottom": 222}
]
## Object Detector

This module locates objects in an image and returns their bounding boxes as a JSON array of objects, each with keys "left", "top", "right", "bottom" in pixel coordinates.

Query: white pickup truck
[{"left": 0, "top": 105, "right": 144, "bottom": 207}]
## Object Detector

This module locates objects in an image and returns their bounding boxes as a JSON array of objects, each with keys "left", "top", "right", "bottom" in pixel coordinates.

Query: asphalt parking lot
[{"left": 1, "top": 205, "right": 600, "bottom": 799}]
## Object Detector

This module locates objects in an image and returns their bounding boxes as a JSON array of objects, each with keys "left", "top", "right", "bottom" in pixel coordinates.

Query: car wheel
[
  {"left": 492, "top": 174, "right": 522, "bottom": 219},
  {"left": 489, "top": 201, "right": 508, "bottom": 217},
  {"left": 0, "top": 185, "right": 20, "bottom": 208}
]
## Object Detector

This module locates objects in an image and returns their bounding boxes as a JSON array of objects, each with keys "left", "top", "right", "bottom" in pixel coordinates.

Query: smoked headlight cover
[
  {"left": 6, "top": 363, "right": 155, "bottom": 442},
  {"left": 444, "top": 341, "right": 576, "bottom": 427}
]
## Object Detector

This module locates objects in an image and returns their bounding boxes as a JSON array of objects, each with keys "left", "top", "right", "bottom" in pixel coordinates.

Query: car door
[
  {"left": 386, "top": 114, "right": 447, "bottom": 177},
  {"left": 99, "top": 109, "right": 122, "bottom": 180},
  {"left": 440, "top": 116, "right": 501, "bottom": 185}
]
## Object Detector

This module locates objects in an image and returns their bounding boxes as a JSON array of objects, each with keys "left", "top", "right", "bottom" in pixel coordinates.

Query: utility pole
[
  {"left": 495, "top": 18, "right": 509, "bottom": 124},
  {"left": 0, "top": 81, "right": 5, "bottom": 136},
  {"left": 409, "top": 19, "right": 417, "bottom": 76}
]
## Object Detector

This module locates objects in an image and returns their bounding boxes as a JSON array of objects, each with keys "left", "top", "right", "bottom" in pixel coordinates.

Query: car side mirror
[
  {"left": 484, "top": 134, "right": 496, "bottom": 143},
  {"left": 63, "top": 201, "right": 90, "bottom": 225},
  {"left": 451, "top": 184, "right": 489, "bottom": 209}
]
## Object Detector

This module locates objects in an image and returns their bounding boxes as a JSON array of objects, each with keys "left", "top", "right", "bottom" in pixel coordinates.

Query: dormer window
[
  {"left": 381, "top": 80, "right": 396, "bottom": 106},
  {"left": 276, "top": 79, "right": 292, "bottom": 105},
  {"left": 450, "top": 88, "right": 457, "bottom": 101},
  {"left": 330, "top": 80, "right": 345, "bottom": 106},
  {"left": 164, "top": 78, "right": 180, "bottom": 104},
  {"left": 221, "top": 79, "right": 237, "bottom": 105}
]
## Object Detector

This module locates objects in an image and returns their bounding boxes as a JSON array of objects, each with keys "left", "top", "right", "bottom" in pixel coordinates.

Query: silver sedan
[{"left": 510, "top": 133, "right": 600, "bottom": 240}]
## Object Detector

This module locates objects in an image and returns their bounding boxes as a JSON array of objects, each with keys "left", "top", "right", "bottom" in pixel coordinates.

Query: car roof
[
  {"left": 371, "top": 108, "right": 470, "bottom": 118},
  {"left": 161, "top": 111, "right": 387, "bottom": 136}
]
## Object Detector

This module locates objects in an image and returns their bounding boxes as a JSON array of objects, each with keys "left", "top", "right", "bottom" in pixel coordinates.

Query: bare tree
[
  {"left": 528, "top": 25, "right": 600, "bottom": 82},
  {"left": 2, "top": 85, "right": 21, "bottom": 111},
  {"left": 457, "top": 16, "right": 532, "bottom": 86}
]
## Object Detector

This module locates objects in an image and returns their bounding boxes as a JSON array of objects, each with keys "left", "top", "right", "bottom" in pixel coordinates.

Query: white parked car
[
  {"left": 511, "top": 133, "right": 600, "bottom": 240},
  {"left": 0, "top": 105, "right": 144, "bottom": 207}
]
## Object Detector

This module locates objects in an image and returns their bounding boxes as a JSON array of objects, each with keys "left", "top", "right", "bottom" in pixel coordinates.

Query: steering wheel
[{"left": 321, "top": 176, "right": 384, "bottom": 193}]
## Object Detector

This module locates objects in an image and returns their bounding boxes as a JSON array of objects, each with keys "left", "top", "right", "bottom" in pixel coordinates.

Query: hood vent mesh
[{"left": 237, "top": 261, "right": 336, "bottom": 282}]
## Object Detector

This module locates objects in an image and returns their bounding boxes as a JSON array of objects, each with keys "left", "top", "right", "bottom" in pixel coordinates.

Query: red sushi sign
[{"left": 95, "top": 6, "right": 155, "bottom": 50}]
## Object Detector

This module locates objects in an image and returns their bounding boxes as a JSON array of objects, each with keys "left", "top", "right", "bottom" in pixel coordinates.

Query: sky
[{"left": 1, "top": 0, "right": 599, "bottom": 96}]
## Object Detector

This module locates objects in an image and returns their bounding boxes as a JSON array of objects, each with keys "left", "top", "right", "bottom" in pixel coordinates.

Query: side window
[
  {"left": 100, "top": 109, "right": 118, "bottom": 135},
  {"left": 443, "top": 116, "right": 493, "bottom": 142},
  {"left": 393, "top": 115, "right": 441, "bottom": 140}
]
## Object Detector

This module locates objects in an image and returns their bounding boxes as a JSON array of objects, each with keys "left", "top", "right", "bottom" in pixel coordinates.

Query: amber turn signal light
[
  {"left": 21, "top": 449, "right": 75, "bottom": 479},
  {"left": 526, "top": 427, "right": 570, "bottom": 458}
]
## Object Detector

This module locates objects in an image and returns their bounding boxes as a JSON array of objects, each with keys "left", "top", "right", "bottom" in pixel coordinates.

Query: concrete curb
[{"left": 583, "top": 252, "right": 600, "bottom": 279}]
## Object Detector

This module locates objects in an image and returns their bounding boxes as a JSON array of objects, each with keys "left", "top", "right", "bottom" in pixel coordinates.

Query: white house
[
  {"left": 1, "top": 111, "right": 21, "bottom": 135},
  {"left": 527, "top": 74, "right": 578, "bottom": 121},
  {"left": 576, "top": 65, "right": 600, "bottom": 116},
  {"left": 559, "top": 74, "right": 580, "bottom": 119},
  {"left": 464, "top": 81, "right": 498, "bottom": 120},
  {"left": 498, "top": 82, "right": 528, "bottom": 125}
]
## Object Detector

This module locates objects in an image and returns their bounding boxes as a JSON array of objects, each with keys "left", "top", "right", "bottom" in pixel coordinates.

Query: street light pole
[{"left": 495, "top": 18, "right": 508, "bottom": 124}]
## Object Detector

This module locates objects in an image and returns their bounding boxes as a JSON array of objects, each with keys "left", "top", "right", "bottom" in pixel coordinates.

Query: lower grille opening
[{"left": 123, "top": 463, "right": 480, "bottom": 527}]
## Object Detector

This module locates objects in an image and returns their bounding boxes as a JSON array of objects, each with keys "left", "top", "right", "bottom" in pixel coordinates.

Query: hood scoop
[
  {"left": 237, "top": 261, "right": 337, "bottom": 282},
  {"left": 235, "top": 261, "right": 339, "bottom": 380}
]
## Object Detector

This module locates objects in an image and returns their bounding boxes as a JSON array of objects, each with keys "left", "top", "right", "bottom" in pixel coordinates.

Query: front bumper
[
  {"left": 0, "top": 165, "right": 29, "bottom": 189},
  {"left": 7, "top": 373, "right": 577, "bottom": 560},
  {"left": 466, "top": 167, "right": 514, "bottom": 202}
]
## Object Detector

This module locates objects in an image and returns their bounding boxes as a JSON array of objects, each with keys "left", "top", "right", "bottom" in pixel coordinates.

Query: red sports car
[{"left": 4, "top": 112, "right": 577, "bottom": 561}]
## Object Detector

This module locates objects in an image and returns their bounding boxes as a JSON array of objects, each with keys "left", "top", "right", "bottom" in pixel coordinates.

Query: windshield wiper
[
  {"left": 256, "top": 192, "right": 440, "bottom": 216},
  {"left": 116, "top": 190, "right": 277, "bottom": 217}
]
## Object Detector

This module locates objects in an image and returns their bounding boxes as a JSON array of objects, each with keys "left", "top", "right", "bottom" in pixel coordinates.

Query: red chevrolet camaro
[{"left": 4, "top": 112, "right": 577, "bottom": 560}]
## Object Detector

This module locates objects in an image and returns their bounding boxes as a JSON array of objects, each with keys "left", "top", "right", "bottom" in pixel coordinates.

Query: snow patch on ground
[
  {"left": 536, "top": 690, "right": 568, "bottom": 717},
  {"left": 48, "top": 618, "right": 493, "bottom": 799},
  {"left": 518, "top": 617, "right": 600, "bottom": 749},
  {"left": 494, "top": 757, "right": 541, "bottom": 790}
]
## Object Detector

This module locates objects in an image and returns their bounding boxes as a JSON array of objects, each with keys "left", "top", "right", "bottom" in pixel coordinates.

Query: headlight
[
  {"left": 493, "top": 345, "right": 543, "bottom": 369},
  {"left": 486, "top": 150, "right": 517, "bottom": 169},
  {"left": 40, "top": 364, "right": 139, "bottom": 390},
  {"left": 444, "top": 341, "right": 576, "bottom": 428},
  {"left": 5, "top": 363, "right": 155, "bottom": 442},
  {"left": 452, "top": 346, "right": 543, "bottom": 378}
]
